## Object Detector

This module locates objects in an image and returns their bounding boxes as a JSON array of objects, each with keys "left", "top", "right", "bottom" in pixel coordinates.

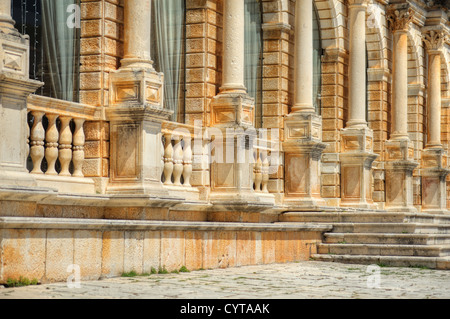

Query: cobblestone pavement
[{"left": 0, "top": 261, "right": 449, "bottom": 299}]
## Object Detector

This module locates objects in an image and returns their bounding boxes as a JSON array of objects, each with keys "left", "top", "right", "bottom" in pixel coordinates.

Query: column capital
[
  {"left": 387, "top": 4, "right": 414, "bottom": 33},
  {"left": 422, "top": 28, "right": 448, "bottom": 53}
]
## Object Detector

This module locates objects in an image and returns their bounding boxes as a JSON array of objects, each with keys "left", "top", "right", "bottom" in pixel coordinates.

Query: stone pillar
[
  {"left": 220, "top": 0, "right": 246, "bottom": 94},
  {"left": 0, "top": 0, "right": 43, "bottom": 187},
  {"left": 0, "top": 0, "right": 15, "bottom": 34},
  {"left": 283, "top": 0, "right": 326, "bottom": 210},
  {"left": 340, "top": 0, "right": 378, "bottom": 209},
  {"left": 106, "top": 0, "right": 172, "bottom": 197},
  {"left": 209, "top": 0, "right": 274, "bottom": 211},
  {"left": 420, "top": 28, "right": 449, "bottom": 213},
  {"left": 384, "top": 4, "right": 418, "bottom": 212}
]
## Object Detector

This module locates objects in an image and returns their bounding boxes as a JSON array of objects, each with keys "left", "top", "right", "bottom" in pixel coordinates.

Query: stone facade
[{"left": 0, "top": 0, "right": 449, "bottom": 283}]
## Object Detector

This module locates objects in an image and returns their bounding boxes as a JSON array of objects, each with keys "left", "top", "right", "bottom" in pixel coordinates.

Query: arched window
[
  {"left": 244, "top": 0, "right": 263, "bottom": 128},
  {"left": 12, "top": 0, "right": 81, "bottom": 102},
  {"left": 313, "top": 6, "right": 322, "bottom": 114},
  {"left": 151, "top": 0, "right": 186, "bottom": 123}
]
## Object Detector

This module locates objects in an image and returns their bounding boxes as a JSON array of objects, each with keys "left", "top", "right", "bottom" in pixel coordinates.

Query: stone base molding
[
  {"left": 283, "top": 112, "right": 327, "bottom": 211},
  {"left": 384, "top": 139, "right": 418, "bottom": 212},
  {"left": 0, "top": 216, "right": 331, "bottom": 283}
]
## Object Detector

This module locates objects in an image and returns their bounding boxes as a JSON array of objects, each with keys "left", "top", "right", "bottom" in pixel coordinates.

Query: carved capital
[
  {"left": 387, "top": 5, "right": 414, "bottom": 32},
  {"left": 422, "top": 29, "right": 447, "bottom": 53}
]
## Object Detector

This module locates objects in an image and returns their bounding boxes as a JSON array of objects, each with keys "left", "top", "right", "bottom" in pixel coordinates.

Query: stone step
[
  {"left": 325, "top": 233, "right": 450, "bottom": 245},
  {"left": 331, "top": 223, "right": 450, "bottom": 234},
  {"left": 310, "top": 254, "right": 450, "bottom": 270},
  {"left": 318, "top": 243, "right": 450, "bottom": 257},
  {"left": 280, "top": 212, "right": 407, "bottom": 223},
  {"left": 280, "top": 212, "right": 450, "bottom": 224}
]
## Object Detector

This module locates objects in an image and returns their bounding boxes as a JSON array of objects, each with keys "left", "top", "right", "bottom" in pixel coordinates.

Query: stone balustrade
[
  {"left": 161, "top": 121, "right": 204, "bottom": 188},
  {"left": 25, "top": 95, "right": 98, "bottom": 193}
]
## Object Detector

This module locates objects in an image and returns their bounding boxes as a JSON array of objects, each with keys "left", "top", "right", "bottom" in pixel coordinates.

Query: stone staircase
[{"left": 279, "top": 212, "right": 450, "bottom": 270}]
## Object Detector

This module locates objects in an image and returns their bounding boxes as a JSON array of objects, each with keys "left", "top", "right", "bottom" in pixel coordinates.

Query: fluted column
[
  {"left": 421, "top": 28, "right": 449, "bottom": 213},
  {"left": 121, "top": 0, "right": 153, "bottom": 69},
  {"left": 292, "top": 0, "right": 314, "bottom": 113},
  {"left": 384, "top": 4, "right": 417, "bottom": 212},
  {"left": 220, "top": 0, "right": 246, "bottom": 93},
  {"left": 347, "top": 0, "right": 369, "bottom": 128}
]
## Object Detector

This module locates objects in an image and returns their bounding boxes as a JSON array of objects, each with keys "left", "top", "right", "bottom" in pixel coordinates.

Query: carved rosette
[
  {"left": 423, "top": 29, "right": 447, "bottom": 53},
  {"left": 387, "top": 6, "right": 414, "bottom": 33}
]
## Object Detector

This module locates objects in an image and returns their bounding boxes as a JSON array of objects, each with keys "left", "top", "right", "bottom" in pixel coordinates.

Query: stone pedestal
[
  {"left": 384, "top": 139, "right": 418, "bottom": 212},
  {"left": 106, "top": 68, "right": 172, "bottom": 198},
  {"left": 421, "top": 148, "right": 449, "bottom": 213},
  {"left": 283, "top": 113, "right": 327, "bottom": 210},
  {"left": 340, "top": 127, "right": 378, "bottom": 209},
  {"left": 209, "top": 93, "right": 274, "bottom": 212},
  {"left": 0, "top": 24, "right": 43, "bottom": 188}
]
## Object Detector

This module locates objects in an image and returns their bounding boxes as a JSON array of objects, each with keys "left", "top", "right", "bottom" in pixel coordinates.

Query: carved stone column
[
  {"left": 340, "top": 0, "right": 378, "bottom": 209},
  {"left": 421, "top": 28, "right": 449, "bottom": 213},
  {"left": 384, "top": 4, "right": 418, "bottom": 212},
  {"left": 283, "top": 0, "right": 327, "bottom": 210},
  {"left": 0, "top": 0, "right": 43, "bottom": 187},
  {"left": 209, "top": 0, "right": 274, "bottom": 211},
  {"left": 106, "top": 0, "right": 172, "bottom": 197}
]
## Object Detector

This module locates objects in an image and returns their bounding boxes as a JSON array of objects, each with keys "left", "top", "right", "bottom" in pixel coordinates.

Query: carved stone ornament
[
  {"left": 387, "top": 6, "right": 414, "bottom": 32},
  {"left": 423, "top": 29, "right": 448, "bottom": 52}
]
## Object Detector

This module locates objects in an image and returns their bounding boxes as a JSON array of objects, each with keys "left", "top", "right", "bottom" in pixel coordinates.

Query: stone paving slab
[{"left": 0, "top": 261, "right": 449, "bottom": 299}]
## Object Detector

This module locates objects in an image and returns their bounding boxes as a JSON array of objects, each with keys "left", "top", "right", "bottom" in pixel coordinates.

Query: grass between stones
[{"left": 121, "top": 266, "right": 191, "bottom": 278}]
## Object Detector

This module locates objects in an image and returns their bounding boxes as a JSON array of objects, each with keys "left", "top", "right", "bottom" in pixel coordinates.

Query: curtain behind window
[
  {"left": 313, "top": 7, "right": 322, "bottom": 114},
  {"left": 42, "top": 0, "right": 79, "bottom": 102},
  {"left": 244, "top": 0, "right": 263, "bottom": 128},
  {"left": 152, "top": 0, "right": 186, "bottom": 123}
]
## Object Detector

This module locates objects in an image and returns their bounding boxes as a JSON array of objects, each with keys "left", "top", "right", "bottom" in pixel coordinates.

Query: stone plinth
[
  {"left": 340, "top": 127, "right": 378, "bottom": 209},
  {"left": 283, "top": 112, "right": 327, "bottom": 210},
  {"left": 106, "top": 66, "right": 173, "bottom": 198},
  {"left": 209, "top": 93, "right": 274, "bottom": 212},
  {"left": 384, "top": 139, "right": 418, "bottom": 212},
  {"left": 421, "top": 148, "right": 449, "bottom": 213}
]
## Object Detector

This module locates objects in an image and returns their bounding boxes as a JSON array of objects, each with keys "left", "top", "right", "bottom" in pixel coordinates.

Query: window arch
[
  {"left": 151, "top": 0, "right": 186, "bottom": 123},
  {"left": 244, "top": 0, "right": 263, "bottom": 128},
  {"left": 12, "top": 0, "right": 81, "bottom": 102}
]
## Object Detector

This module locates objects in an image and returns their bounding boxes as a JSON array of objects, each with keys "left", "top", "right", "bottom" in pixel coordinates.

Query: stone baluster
[
  {"left": 72, "top": 118, "right": 86, "bottom": 178},
  {"left": 30, "top": 111, "right": 45, "bottom": 174},
  {"left": 173, "top": 136, "right": 184, "bottom": 186},
  {"left": 163, "top": 133, "right": 174, "bottom": 185},
  {"left": 182, "top": 136, "right": 193, "bottom": 187},
  {"left": 254, "top": 149, "right": 262, "bottom": 192},
  {"left": 59, "top": 116, "right": 73, "bottom": 177},
  {"left": 45, "top": 114, "right": 59, "bottom": 175},
  {"left": 261, "top": 150, "right": 269, "bottom": 193}
]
